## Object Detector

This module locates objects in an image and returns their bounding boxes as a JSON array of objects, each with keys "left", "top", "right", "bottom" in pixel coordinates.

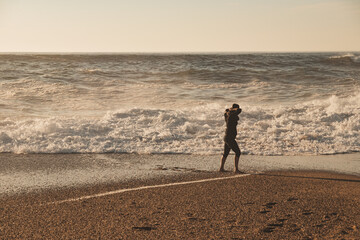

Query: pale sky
[{"left": 0, "top": 0, "right": 359, "bottom": 52}]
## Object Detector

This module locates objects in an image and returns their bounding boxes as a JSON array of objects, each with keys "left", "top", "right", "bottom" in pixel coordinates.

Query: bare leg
[
  {"left": 219, "top": 155, "right": 227, "bottom": 172},
  {"left": 234, "top": 156, "right": 240, "bottom": 173}
]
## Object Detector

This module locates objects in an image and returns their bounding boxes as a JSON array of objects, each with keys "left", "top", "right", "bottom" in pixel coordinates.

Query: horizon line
[{"left": 0, "top": 50, "right": 359, "bottom": 55}]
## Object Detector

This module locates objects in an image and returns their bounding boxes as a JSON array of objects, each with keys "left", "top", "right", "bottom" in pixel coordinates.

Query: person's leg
[
  {"left": 220, "top": 143, "right": 230, "bottom": 172},
  {"left": 234, "top": 155, "right": 240, "bottom": 173},
  {"left": 228, "top": 139, "right": 241, "bottom": 173}
]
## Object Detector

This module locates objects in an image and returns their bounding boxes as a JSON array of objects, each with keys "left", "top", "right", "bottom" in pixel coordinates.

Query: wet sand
[
  {"left": 1, "top": 171, "right": 359, "bottom": 239},
  {"left": 1, "top": 153, "right": 359, "bottom": 195}
]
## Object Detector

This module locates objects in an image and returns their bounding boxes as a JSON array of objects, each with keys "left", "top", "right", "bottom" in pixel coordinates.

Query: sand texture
[{"left": 1, "top": 171, "right": 359, "bottom": 239}]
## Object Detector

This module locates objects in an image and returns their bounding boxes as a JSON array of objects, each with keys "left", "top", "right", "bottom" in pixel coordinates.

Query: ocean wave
[
  {"left": 79, "top": 68, "right": 105, "bottom": 74},
  {"left": 328, "top": 53, "right": 360, "bottom": 63},
  {"left": 166, "top": 67, "right": 252, "bottom": 77},
  {"left": 182, "top": 78, "right": 270, "bottom": 90},
  {"left": 1, "top": 94, "right": 359, "bottom": 155}
]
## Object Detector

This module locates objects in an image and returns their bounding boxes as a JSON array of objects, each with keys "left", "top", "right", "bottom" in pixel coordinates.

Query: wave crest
[{"left": 328, "top": 53, "right": 360, "bottom": 63}]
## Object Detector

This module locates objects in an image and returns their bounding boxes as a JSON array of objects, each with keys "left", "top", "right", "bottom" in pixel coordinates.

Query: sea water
[{"left": 0, "top": 53, "right": 359, "bottom": 156}]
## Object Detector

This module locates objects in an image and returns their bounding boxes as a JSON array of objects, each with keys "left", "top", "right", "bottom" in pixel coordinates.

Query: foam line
[{"left": 48, "top": 174, "right": 251, "bottom": 205}]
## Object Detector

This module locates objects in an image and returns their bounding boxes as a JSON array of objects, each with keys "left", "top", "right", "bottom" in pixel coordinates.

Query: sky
[{"left": 0, "top": 0, "right": 359, "bottom": 52}]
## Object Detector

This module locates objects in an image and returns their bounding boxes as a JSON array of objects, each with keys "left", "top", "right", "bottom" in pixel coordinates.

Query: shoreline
[
  {"left": 1, "top": 170, "right": 359, "bottom": 239},
  {"left": 1, "top": 153, "right": 359, "bottom": 195}
]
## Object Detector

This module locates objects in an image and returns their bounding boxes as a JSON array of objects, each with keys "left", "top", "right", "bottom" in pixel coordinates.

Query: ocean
[{"left": 1, "top": 52, "right": 359, "bottom": 156}]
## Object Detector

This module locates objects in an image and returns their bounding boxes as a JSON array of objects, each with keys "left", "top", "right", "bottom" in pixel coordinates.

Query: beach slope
[{"left": 1, "top": 171, "right": 359, "bottom": 239}]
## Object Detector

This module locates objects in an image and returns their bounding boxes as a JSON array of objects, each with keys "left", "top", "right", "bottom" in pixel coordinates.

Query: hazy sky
[{"left": 0, "top": 0, "right": 359, "bottom": 52}]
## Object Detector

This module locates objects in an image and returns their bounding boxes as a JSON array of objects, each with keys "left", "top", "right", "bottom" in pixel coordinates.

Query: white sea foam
[
  {"left": 328, "top": 53, "right": 360, "bottom": 62},
  {"left": 0, "top": 93, "right": 359, "bottom": 155}
]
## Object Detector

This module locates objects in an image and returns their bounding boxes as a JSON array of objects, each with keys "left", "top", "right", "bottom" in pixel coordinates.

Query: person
[{"left": 220, "top": 103, "right": 242, "bottom": 173}]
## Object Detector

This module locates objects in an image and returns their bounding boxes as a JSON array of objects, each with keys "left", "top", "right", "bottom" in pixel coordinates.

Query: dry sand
[{"left": 1, "top": 171, "right": 359, "bottom": 239}]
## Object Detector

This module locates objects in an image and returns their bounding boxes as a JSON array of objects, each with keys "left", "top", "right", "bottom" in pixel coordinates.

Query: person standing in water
[{"left": 220, "top": 103, "right": 242, "bottom": 173}]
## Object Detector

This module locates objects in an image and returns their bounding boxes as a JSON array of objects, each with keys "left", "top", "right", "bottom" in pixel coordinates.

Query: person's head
[{"left": 230, "top": 103, "right": 242, "bottom": 114}]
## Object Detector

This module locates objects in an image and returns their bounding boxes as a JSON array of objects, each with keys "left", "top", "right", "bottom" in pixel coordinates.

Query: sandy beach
[
  {"left": 1, "top": 170, "right": 359, "bottom": 239},
  {"left": 1, "top": 50, "right": 360, "bottom": 239},
  {"left": 1, "top": 3, "right": 360, "bottom": 238}
]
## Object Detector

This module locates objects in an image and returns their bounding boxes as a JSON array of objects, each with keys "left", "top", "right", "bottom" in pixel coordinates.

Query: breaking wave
[
  {"left": 1, "top": 93, "right": 359, "bottom": 155},
  {"left": 328, "top": 53, "right": 360, "bottom": 63}
]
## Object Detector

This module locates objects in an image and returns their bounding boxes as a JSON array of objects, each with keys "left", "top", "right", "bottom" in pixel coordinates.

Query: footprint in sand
[
  {"left": 340, "top": 225, "right": 357, "bottom": 235},
  {"left": 268, "top": 223, "right": 284, "bottom": 227},
  {"left": 262, "top": 219, "right": 287, "bottom": 233},
  {"left": 302, "top": 210, "right": 313, "bottom": 216},
  {"left": 259, "top": 210, "right": 271, "bottom": 214},
  {"left": 287, "top": 197, "right": 298, "bottom": 202},
  {"left": 183, "top": 213, "right": 206, "bottom": 222},
  {"left": 187, "top": 217, "right": 206, "bottom": 221},
  {"left": 264, "top": 202, "right": 277, "bottom": 209},
  {"left": 277, "top": 218, "right": 287, "bottom": 223},
  {"left": 132, "top": 226, "right": 156, "bottom": 231},
  {"left": 288, "top": 223, "right": 302, "bottom": 233},
  {"left": 262, "top": 224, "right": 283, "bottom": 233},
  {"left": 259, "top": 202, "right": 278, "bottom": 213},
  {"left": 262, "top": 227, "right": 275, "bottom": 233},
  {"left": 154, "top": 165, "right": 209, "bottom": 173}
]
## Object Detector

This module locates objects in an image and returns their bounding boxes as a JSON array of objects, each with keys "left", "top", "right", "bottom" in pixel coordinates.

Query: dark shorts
[{"left": 223, "top": 137, "right": 241, "bottom": 157}]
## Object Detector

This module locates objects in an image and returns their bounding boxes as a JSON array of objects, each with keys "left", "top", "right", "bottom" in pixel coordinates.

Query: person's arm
[{"left": 224, "top": 109, "right": 229, "bottom": 122}]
